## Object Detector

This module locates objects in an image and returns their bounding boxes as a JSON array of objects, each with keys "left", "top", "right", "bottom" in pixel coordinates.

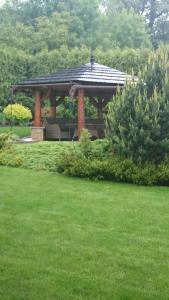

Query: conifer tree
[{"left": 106, "top": 47, "right": 169, "bottom": 163}]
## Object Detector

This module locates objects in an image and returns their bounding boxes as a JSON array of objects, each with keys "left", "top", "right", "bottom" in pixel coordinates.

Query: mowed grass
[
  {"left": 0, "top": 167, "right": 169, "bottom": 300},
  {"left": 0, "top": 126, "right": 31, "bottom": 138}
]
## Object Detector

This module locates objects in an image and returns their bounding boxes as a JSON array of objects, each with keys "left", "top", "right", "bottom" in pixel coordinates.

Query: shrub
[
  {"left": 0, "top": 135, "right": 22, "bottom": 168},
  {"left": 79, "top": 129, "right": 92, "bottom": 158},
  {"left": 89, "top": 139, "right": 110, "bottom": 158},
  {"left": 0, "top": 133, "right": 11, "bottom": 150},
  {"left": 106, "top": 47, "right": 169, "bottom": 164},
  {"left": 3, "top": 104, "right": 32, "bottom": 125},
  {"left": 0, "top": 149, "right": 22, "bottom": 168},
  {"left": 56, "top": 147, "right": 169, "bottom": 186}
]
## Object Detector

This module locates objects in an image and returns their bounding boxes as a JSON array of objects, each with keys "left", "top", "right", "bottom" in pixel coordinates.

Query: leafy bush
[
  {"left": 79, "top": 129, "right": 92, "bottom": 158},
  {"left": 106, "top": 47, "right": 169, "bottom": 164},
  {"left": 56, "top": 146, "right": 169, "bottom": 186},
  {"left": 0, "top": 148, "right": 22, "bottom": 168},
  {"left": 0, "top": 133, "right": 11, "bottom": 150},
  {"left": 3, "top": 104, "right": 32, "bottom": 125},
  {"left": 89, "top": 139, "right": 110, "bottom": 159},
  {"left": 0, "top": 134, "right": 22, "bottom": 168}
]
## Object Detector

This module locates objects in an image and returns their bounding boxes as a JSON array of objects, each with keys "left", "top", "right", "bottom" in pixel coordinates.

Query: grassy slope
[
  {"left": 0, "top": 167, "right": 169, "bottom": 300},
  {"left": 0, "top": 127, "right": 31, "bottom": 138}
]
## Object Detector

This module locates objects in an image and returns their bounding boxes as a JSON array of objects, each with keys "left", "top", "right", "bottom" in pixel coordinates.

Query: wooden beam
[
  {"left": 70, "top": 84, "right": 122, "bottom": 99},
  {"left": 34, "top": 90, "right": 42, "bottom": 127},
  {"left": 12, "top": 83, "right": 72, "bottom": 92},
  {"left": 78, "top": 89, "right": 85, "bottom": 139}
]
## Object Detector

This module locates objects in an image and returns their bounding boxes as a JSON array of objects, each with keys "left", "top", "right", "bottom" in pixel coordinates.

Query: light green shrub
[
  {"left": 0, "top": 133, "right": 11, "bottom": 150},
  {"left": 3, "top": 104, "right": 32, "bottom": 125}
]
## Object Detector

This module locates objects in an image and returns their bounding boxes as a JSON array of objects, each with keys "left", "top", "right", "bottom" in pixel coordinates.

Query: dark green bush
[
  {"left": 56, "top": 147, "right": 169, "bottom": 186},
  {"left": 106, "top": 47, "right": 169, "bottom": 164},
  {"left": 90, "top": 139, "right": 110, "bottom": 159}
]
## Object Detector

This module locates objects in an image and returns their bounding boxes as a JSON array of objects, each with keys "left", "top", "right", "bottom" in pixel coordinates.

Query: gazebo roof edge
[{"left": 13, "top": 62, "right": 135, "bottom": 89}]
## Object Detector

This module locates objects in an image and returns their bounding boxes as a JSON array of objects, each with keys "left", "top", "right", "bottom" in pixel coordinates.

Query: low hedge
[{"left": 56, "top": 150, "right": 169, "bottom": 186}]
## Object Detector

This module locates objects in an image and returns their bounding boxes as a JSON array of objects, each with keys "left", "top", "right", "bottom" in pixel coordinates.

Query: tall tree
[
  {"left": 101, "top": 0, "right": 169, "bottom": 46},
  {"left": 106, "top": 9, "right": 151, "bottom": 48}
]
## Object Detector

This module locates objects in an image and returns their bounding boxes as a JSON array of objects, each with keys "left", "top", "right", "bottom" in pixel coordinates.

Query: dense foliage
[
  {"left": 3, "top": 104, "right": 32, "bottom": 125},
  {"left": 106, "top": 47, "right": 169, "bottom": 163},
  {"left": 0, "top": 46, "right": 151, "bottom": 109},
  {"left": 0, "top": 0, "right": 168, "bottom": 112},
  {"left": 102, "top": 0, "right": 169, "bottom": 47},
  {"left": 0, "top": 133, "right": 10, "bottom": 150},
  {"left": 55, "top": 137, "right": 169, "bottom": 186},
  {"left": 0, "top": 0, "right": 151, "bottom": 51},
  {"left": 0, "top": 135, "right": 169, "bottom": 185}
]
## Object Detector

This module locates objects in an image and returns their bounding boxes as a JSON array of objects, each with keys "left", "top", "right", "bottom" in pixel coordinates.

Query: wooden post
[
  {"left": 78, "top": 88, "right": 85, "bottom": 138},
  {"left": 34, "top": 90, "right": 41, "bottom": 127},
  {"left": 50, "top": 91, "right": 56, "bottom": 118}
]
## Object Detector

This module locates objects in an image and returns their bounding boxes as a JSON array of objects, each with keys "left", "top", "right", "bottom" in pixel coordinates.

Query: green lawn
[
  {"left": 0, "top": 167, "right": 169, "bottom": 299},
  {"left": 0, "top": 126, "right": 31, "bottom": 138}
]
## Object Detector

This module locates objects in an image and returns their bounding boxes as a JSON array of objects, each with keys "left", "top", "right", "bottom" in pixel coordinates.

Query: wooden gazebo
[{"left": 12, "top": 56, "right": 133, "bottom": 141}]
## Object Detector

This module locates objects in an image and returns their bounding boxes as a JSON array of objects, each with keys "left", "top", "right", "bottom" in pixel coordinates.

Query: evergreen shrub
[
  {"left": 56, "top": 130, "right": 169, "bottom": 185},
  {"left": 106, "top": 47, "right": 169, "bottom": 164},
  {"left": 56, "top": 150, "right": 169, "bottom": 186}
]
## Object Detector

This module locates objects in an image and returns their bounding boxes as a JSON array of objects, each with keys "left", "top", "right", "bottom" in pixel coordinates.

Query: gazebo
[{"left": 12, "top": 56, "right": 133, "bottom": 141}]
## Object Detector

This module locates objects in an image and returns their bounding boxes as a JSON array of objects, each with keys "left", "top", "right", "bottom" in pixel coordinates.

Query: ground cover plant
[
  {"left": 15, "top": 141, "right": 75, "bottom": 171},
  {"left": 0, "top": 166, "right": 169, "bottom": 300},
  {"left": 0, "top": 140, "right": 75, "bottom": 171},
  {"left": 1, "top": 138, "right": 169, "bottom": 185}
]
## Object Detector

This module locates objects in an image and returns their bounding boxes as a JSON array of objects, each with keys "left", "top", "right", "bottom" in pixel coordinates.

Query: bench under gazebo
[{"left": 12, "top": 55, "right": 133, "bottom": 141}]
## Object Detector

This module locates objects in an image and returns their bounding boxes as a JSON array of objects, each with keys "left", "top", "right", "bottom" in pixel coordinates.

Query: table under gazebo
[{"left": 12, "top": 55, "right": 133, "bottom": 141}]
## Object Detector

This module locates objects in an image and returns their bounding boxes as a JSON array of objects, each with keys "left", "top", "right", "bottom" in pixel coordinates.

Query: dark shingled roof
[{"left": 17, "top": 63, "right": 134, "bottom": 86}]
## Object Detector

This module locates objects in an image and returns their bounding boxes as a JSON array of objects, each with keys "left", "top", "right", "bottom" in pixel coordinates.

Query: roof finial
[{"left": 90, "top": 50, "right": 95, "bottom": 68}]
